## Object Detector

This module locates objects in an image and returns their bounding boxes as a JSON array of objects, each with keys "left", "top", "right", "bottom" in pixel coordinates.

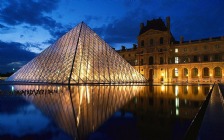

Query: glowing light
[
  {"left": 11, "top": 86, "right": 14, "bottom": 92},
  {"left": 161, "top": 85, "right": 165, "bottom": 92},
  {"left": 175, "top": 98, "right": 179, "bottom": 107},
  {"left": 175, "top": 86, "right": 178, "bottom": 96},
  {"left": 176, "top": 108, "right": 179, "bottom": 116}
]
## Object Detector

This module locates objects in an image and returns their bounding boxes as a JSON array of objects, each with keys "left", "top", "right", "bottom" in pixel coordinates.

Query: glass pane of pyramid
[{"left": 6, "top": 22, "right": 146, "bottom": 84}]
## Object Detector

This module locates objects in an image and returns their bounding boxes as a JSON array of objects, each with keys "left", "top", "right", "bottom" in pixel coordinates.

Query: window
[
  {"left": 194, "top": 47, "right": 197, "bottom": 51},
  {"left": 203, "top": 55, "right": 209, "bottom": 62},
  {"left": 150, "top": 39, "right": 153, "bottom": 46},
  {"left": 215, "top": 44, "right": 220, "bottom": 49},
  {"left": 149, "top": 56, "right": 153, "bottom": 65},
  {"left": 135, "top": 59, "right": 138, "bottom": 65},
  {"left": 214, "top": 55, "right": 221, "bottom": 61},
  {"left": 183, "top": 68, "right": 188, "bottom": 77},
  {"left": 214, "top": 67, "right": 222, "bottom": 77},
  {"left": 174, "top": 68, "right": 178, "bottom": 77},
  {"left": 141, "top": 40, "right": 144, "bottom": 47},
  {"left": 175, "top": 57, "right": 179, "bottom": 64},
  {"left": 203, "top": 67, "right": 209, "bottom": 77},
  {"left": 128, "top": 54, "right": 131, "bottom": 57},
  {"left": 160, "top": 57, "right": 164, "bottom": 64},
  {"left": 192, "top": 68, "right": 198, "bottom": 78},
  {"left": 160, "top": 37, "right": 163, "bottom": 45},
  {"left": 183, "top": 57, "right": 188, "bottom": 63},
  {"left": 193, "top": 56, "right": 198, "bottom": 62},
  {"left": 175, "top": 48, "right": 178, "bottom": 53},
  {"left": 141, "top": 59, "right": 143, "bottom": 65}
]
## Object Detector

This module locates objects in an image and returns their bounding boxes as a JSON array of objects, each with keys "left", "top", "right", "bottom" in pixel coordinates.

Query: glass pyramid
[{"left": 7, "top": 22, "right": 146, "bottom": 84}]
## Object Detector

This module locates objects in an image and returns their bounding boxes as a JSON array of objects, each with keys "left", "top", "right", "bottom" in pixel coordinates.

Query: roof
[{"left": 139, "top": 18, "right": 168, "bottom": 35}]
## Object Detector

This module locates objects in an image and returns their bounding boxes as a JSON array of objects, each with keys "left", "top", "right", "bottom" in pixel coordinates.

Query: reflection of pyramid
[
  {"left": 7, "top": 22, "right": 146, "bottom": 84},
  {"left": 14, "top": 85, "right": 141, "bottom": 139}
]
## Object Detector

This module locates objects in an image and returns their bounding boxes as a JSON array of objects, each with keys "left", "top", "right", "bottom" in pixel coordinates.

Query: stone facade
[{"left": 117, "top": 17, "right": 224, "bottom": 83}]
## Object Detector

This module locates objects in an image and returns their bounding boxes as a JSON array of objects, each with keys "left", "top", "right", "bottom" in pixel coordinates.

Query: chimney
[
  {"left": 121, "top": 45, "right": 126, "bottom": 50},
  {"left": 166, "top": 16, "right": 170, "bottom": 31},
  {"left": 133, "top": 44, "right": 137, "bottom": 49},
  {"left": 140, "top": 23, "right": 144, "bottom": 30},
  {"left": 180, "top": 36, "right": 184, "bottom": 44}
]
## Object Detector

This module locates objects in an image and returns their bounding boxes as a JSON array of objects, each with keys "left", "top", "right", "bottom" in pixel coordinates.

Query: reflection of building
[
  {"left": 117, "top": 17, "right": 224, "bottom": 83},
  {"left": 14, "top": 85, "right": 141, "bottom": 140},
  {"left": 121, "top": 85, "right": 210, "bottom": 139},
  {"left": 7, "top": 22, "right": 145, "bottom": 84}
]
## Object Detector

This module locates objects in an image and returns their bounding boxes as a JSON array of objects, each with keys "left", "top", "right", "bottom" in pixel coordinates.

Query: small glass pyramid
[{"left": 7, "top": 22, "right": 146, "bottom": 84}]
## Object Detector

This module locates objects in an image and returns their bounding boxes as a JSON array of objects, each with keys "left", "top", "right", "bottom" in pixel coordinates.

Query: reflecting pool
[{"left": 0, "top": 84, "right": 212, "bottom": 140}]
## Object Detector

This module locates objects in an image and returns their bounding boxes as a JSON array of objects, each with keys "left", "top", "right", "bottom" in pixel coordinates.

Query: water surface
[{"left": 0, "top": 84, "right": 211, "bottom": 140}]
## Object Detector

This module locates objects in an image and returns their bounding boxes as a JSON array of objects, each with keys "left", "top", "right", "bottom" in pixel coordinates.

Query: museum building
[{"left": 117, "top": 17, "right": 224, "bottom": 83}]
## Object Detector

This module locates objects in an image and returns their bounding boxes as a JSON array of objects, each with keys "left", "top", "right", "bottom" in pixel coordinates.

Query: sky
[{"left": 0, "top": 0, "right": 224, "bottom": 73}]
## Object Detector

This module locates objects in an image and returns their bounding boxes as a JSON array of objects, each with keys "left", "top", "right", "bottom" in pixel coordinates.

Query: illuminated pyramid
[{"left": 7, "top": 22, "right": 146, "bottom": 84}]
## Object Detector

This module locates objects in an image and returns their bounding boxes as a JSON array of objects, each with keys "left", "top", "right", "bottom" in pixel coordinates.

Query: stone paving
[{"left": 197, "top": 84, "right": 224, "bottom": 140}]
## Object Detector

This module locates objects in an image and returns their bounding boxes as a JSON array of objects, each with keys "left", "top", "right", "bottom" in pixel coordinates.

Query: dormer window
[
  {"left": 150, "top": 39, "right": 153, "bottom": 46},
  {"left": 141, "top": 40, "right": 144, "bottom": 47},
  {"left": 160, "top": 37, "right": 163, "bottom": 45}
]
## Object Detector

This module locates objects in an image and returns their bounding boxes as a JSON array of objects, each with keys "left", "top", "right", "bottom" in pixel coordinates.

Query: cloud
[
  {"left": 93, "top": 8, "right": 153, "bottom": 46},
  {"left": 84, "top": 15, "right": 102, "bottom": 24},
  {"left": 22, "top": 25, "right": 37, "bottom": 32},
  {"left": 0, "top": 40, "right": 37, "bottom": 73},
  {"left": 0, "top": 0, "right": 59, "bottom": 25},
  {"left": 0, "top": 0, "right": 65, "bottom": 38},
  {"left": 0, "top": 23, "right": 11, "bottom": 33}
]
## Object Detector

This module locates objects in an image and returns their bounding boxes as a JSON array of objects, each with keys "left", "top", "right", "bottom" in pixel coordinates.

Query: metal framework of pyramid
[{"left": 7, "top": 22, "right": 146, "bottom": 84}]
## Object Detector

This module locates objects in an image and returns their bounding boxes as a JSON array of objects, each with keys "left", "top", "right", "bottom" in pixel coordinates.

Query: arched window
[
  {"left": 192, "top": 68, "right": 198, "bottom": 78},
  {"left": 183, "top": 68, "right": 188, "bottom": 77},
  {"left": 160, "top": 37, "right": 163, "bottom": 45},
  {"left": 203, "top": 67, "right": 209, "bottom": 77},
  {"left": 214, "top": 67, "right": 222, "bottom": 77},
  {"left": 141, "top": 40, "right": 144, "bottom": 47},
  {"left": 149, "top": 56, "right": 153, "bottom": 65},
  {"left": 150, "top": 39, "right": 153, "bottom": 46}
]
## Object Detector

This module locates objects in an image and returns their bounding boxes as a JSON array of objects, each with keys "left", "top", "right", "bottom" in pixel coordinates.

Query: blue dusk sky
[{"left": 0, "top": 0, "right": 224, "bottom": 73}]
